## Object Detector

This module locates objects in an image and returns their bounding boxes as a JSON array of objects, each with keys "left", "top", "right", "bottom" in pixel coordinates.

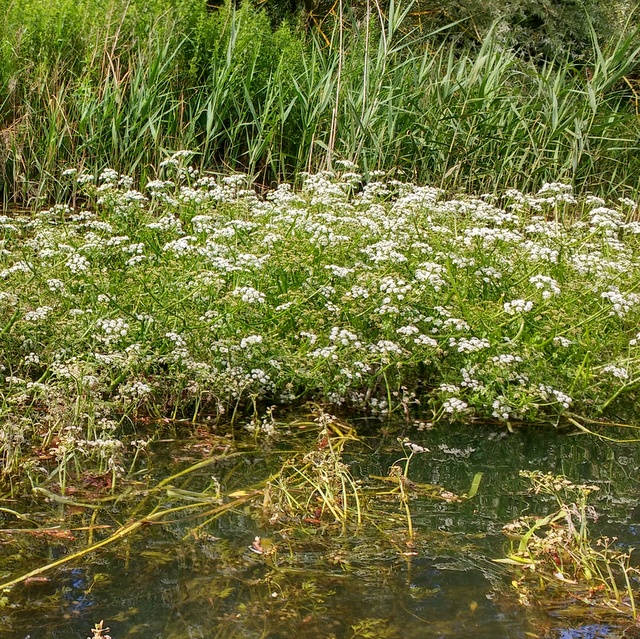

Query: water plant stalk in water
[{"left": 498, "top": 470, "right": 640, "bottom": 620}]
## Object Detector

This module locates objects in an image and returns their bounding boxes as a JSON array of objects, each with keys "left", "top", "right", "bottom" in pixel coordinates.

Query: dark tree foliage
[{"left": 259, "top": 0, "right": 637, "bottom": 61}]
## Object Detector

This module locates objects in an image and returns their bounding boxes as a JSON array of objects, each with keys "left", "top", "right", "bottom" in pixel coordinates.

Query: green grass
[{"left": 1, "top": 0, "right": 640, "bottom": 204}]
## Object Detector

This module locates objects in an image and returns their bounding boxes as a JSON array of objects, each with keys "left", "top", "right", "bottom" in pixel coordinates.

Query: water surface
[{"left": 1, "top": 422, "right": 639, "bottom": 639}]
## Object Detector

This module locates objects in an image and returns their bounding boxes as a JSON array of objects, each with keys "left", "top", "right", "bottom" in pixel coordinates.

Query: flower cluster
[{"left": 0, "top": 159, "right": 637, "bottom": 472}]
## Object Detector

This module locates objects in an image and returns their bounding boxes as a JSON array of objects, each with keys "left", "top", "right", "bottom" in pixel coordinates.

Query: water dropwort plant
[{"left": 0, "top": 158, "right": 639, "bottom": 485}]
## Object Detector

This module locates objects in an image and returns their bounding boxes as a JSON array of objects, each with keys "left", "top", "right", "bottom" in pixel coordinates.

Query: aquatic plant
[
  {"left": 0, "top": 156, "right": 639, "bottom": 483},
  {"left": 88, "top": 621, "right": 111, "bottom": 639},
  {"left": 499, "top": 470, "right": 640, "bottom": 620},
  {"left": 262, "top": 412, "right": 363, "bottom": 530}
]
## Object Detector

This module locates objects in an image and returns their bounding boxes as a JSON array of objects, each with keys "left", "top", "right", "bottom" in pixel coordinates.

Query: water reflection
[{"left": 2, "top": 422, "right": 640, "bottom": 639}]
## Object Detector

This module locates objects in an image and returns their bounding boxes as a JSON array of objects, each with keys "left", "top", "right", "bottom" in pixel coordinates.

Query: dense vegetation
[
  {"left": 1, "top": 0, "right": 640, "bottom": 484},
  {"left": 1, "top": 0, "right": 639, "bottom": 204},
  {"left": 264, "top": 0, "right": 632, "bottom": 61},
  {"left": 2, "top": 5, "right": 640, "bottom": 632},
  {"left": 1, "top": 159, "right": 639, "bottom": 483}
]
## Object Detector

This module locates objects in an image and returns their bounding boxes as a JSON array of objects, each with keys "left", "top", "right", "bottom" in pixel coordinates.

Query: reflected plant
[{"left": 499, "top": 470, "right": 640, "bottom": 620}]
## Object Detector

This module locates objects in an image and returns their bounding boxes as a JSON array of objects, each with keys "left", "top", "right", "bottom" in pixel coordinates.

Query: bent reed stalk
[
  {"left": 0, "top": 450, "right": 264, "bottom": 591},
  {"left": 1, "top": 0, "right": 639, "bottom": 204}
]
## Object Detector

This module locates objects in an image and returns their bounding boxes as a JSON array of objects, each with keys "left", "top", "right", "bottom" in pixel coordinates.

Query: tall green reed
[{"left": 1, "top": 0, "right": 639, "bottom": 203}]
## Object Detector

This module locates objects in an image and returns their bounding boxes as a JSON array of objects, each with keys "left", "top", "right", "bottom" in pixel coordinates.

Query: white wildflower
[
  {"left": 24, "top": 306, "right": 53, "bottom": 322},
  {"left": 442, "top": 398, "right": 468, "bottom": 414},
  {"left": 414, "top": 334, "right": 438, "bottom": 347},
  {"left": 602, "top": 365, "right": 629, "bottom": 380},
  {"left": 165, "top": 332, "right": 187, "bottom": 348},
  {"left": 460, "top": 366, "right": 484, "bottom": 390},
  {"left": 619, "top": 197, "right": 637, "bottom": 209},
  {"left": 163, "top": 236, "right": 195, "bottom": 255},
  {"left": 147, "top": 215, "right": 183, "bottom": 232},
  {"left": 345, "top": 285, "right": 370, "bottom": 299},
  {"left": 369, "top": 340, "right": 404, "bottom": 355},
  {"left": 310, "top": 346, "right": 338, "bottom": 360},
  {"left": 475, "top": 267, "right": 502, "bottom": 283},
  {"left": 65, "top": 253, "right": 90, "bottom": 274},
  {"left": 492, "top": 397, "right": 513, "bottom": 421},
  {"left": 329, "top": 327, "right": 362, "bottom": 348},
  {"left": 299, "top": 331, "right": 318, "bottom": 345},
  {"left": 248, "top": 368, "right": 271, "bottom": 386},
  {"left": 232, "top": 286, "right": 266, "bottom": 304},
  {"left": 47, "top": 279, "right": 65, "bottom": 293},
  {"left": 0, "top": 292, "right": 17, "bottom": 305},
  {"left": 491, "top": 354, "right": 523, "bottom": 366},
  {"left": 325, "top": 265, "right": 354, "bottom": 277},
  {"left": 76, "top": 173, "right": 95, "bottom": 185},
  {"left": 601, "top": 288, "right": 640, "bottom": 318},
  {"left": 443, "top": 318, "right": 469, "bottom": 331},
  {"left": 95, "top": 318, "right": 129, "bottom": 345},
  {"left": 529, "top": 275, "right": 560, "bottom": 298},
  {"left": 504, "top": 299, "right": 534, "bottom": 315},
  {"left": 99, "top": 168, "right": 119, "bottom": 183},
  {"left": 585, "top": 195, "right": 606, "bottom": 207},
  {"left": 538, "top": 385, "right": 572, "bottom": 408},
  {"left": 240, "top": 335, "right": 263, "bottom": 349},
  {"left": 397, "top": 325, "right": 420, "bottom": 336},
  {"left": 449, "top": 337, "right": 490, "bottom": 353},
  {"left": 415, "top": 262, "right": 447, "bottom": 291},
  {"left": 379, "top": 276, "right": 412, "bottom": 300}
]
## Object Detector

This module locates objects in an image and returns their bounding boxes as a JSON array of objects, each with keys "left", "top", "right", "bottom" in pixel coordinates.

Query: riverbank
[{"left": 1, "top": 158, "right": 638, "bottom": 484}]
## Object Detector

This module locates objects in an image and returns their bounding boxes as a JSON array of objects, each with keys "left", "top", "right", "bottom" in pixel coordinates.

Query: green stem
[{"left": 0, "top": 495, "right": 254, "bottom": 591}]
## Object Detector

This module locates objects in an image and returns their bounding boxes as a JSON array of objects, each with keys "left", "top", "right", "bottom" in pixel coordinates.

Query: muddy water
[{"left": 1, "top": 422, "right": 639, "bottom": 639}]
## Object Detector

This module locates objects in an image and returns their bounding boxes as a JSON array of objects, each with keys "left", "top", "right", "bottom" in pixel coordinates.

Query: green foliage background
[
  {"left": 268, "top": 0, "right": 634, "bottom": 60},
  {"left": 0, "top": 0, "right": 639, "bottom": 203}
]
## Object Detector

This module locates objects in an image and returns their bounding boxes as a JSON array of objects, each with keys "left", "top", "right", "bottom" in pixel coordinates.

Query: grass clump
[
  {"left": 0, "top": 156, "right": 639, "bottom": 482},
  {"left": 1, "top": 0, "right": 640, "bottom": 202}
]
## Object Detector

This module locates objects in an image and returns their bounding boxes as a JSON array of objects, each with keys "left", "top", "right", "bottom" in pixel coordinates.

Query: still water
[{"left": 1, "top": 421, "right": 640, "bottom": 639}]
